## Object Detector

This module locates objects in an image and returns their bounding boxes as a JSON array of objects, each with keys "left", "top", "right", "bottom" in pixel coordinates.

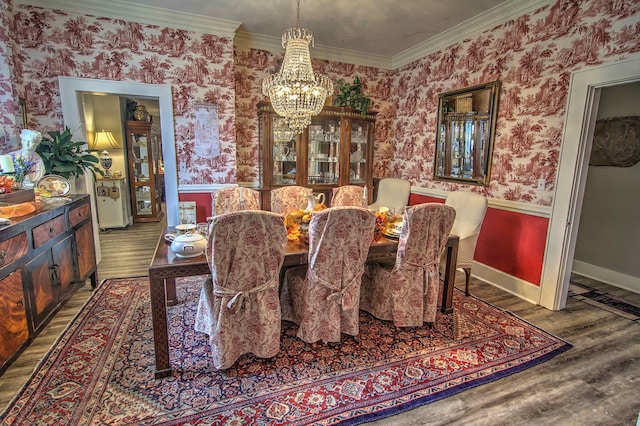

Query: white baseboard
[
  {"left": 572, "top": 260, "right": 640, "bottom": 294},
  {"left": 471, "top": 262, "right": 542, "bottom": 306}
]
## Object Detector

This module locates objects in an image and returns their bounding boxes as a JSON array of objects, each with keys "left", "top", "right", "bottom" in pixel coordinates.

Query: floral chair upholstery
[
  {"left": 360, "top": 203, "right": 455, "bottom": 327},
  {"left": 211, "top": 187, "right": 261, "bottom": 216},
  {"left": 270, "top": 186, "right": 312, "bottom": 214},
  {"left": 194, "top": 210, "right": 288, "bottom": 369},
  {"left": 331, "top": 185, "right": 366, "bottom": 207},
  {"left": 280, "top": 206, "right": 376, "bottom": 343}
]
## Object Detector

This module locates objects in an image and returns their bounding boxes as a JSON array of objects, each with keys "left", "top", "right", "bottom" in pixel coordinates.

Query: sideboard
[{"left": 0, "top": 194, "right": 97, "bottom": 375}]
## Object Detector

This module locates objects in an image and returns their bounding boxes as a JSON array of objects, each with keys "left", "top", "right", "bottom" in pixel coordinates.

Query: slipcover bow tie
[
  {"left": 309, "top": 268, "right": 364, "bottom": 310},
  {"left": 213, "top": 278, "right": 278, "bottom": 313}
]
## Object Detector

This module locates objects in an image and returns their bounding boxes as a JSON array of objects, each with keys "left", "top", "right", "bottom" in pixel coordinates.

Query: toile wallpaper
[{"left": 1, "top": 0, "right": 639, "bottom": 205}]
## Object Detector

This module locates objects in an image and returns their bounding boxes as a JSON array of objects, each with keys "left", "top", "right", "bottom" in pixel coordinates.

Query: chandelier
[{"left": 262, "top": 0, "right": 333, "bottom": 134}]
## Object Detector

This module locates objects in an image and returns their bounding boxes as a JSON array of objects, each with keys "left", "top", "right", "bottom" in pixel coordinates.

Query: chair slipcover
[
  {"left": 280, "top": 207, "right": 376, "bottom": 343},
  {"left": 211, "top": 187, "right": 261, "bottom": 216},
  {"left": 440, "top": 190, "right": 488, "bottom": 295},
  {"left": 194, "top": 210, "right": 287, "bottom": 369},
  {"left": 361, "top": 203, "right": 455, "bottom": 326},
  {"left": 270, "top": 186, "right": 312, "bottom": 214},
  {"left": 368, "top": 178, "right": 411, "bottom": 213},
  {"left": 331, "top": 185, "right": 366, "bottom": 207}
]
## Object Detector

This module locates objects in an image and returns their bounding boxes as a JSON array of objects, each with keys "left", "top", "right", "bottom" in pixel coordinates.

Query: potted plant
[
  {"left": 333, "top": 76, "right": 371, "bottom": 117},
  {"left": 36, "top": 127, "right": 103, "bottom": 180}
]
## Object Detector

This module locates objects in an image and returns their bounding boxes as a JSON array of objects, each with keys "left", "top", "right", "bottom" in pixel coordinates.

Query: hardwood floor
[{"left": 1, "top": 218, "right": 639, "bottom": 425}]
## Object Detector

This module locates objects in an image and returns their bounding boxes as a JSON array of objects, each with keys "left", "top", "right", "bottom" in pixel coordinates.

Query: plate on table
[
  {"left": 37, "top": 175, "right": 70, "bottom": 196},
  {"left": 382, "top": 228, "right": 402, "bottom": 238}
]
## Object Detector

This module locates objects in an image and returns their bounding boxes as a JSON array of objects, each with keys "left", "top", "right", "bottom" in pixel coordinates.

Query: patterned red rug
[{"left": 1, "top": 277, "right": 571, "bottom": 425}]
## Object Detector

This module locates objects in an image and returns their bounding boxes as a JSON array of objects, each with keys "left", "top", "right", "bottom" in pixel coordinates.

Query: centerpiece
[
  {"left": 284, "top": 203, "right": 327, "bottom": 241},
  {"left": 374, "top": 207, "right": 403, "bottom": 236}
]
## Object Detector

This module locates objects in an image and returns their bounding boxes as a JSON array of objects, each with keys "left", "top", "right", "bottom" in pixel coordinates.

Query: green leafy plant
[
  {"left": 333, "top": 76, "right": 371, "bottom": 117},
  {"left": 36, "top": 127, "right": 103, "bottom": 180}
]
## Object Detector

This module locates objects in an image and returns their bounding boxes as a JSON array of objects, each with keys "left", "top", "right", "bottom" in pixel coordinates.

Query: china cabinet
[
  {"left": 125, "top": 121, "right": 164, "bottom": 222},
  {"left": 0, "top": 195, "right": 96, "bottom": 375},
  {"left": 258, "top": 102, "right": 376, "bottom": 207}
]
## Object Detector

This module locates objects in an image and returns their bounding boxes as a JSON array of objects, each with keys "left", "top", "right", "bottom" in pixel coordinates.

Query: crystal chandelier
[
  {"left": 273, "top": 117, "right": 295, "bottom": 145},
  {"left": 262, "top": 0, "right": 333, "bottom": 134}
]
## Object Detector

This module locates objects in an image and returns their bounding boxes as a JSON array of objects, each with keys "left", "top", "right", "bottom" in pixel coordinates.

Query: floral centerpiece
[
  {"left": 374, "top": 209, "right": 402, "bottom": 235},
  {"left": 0, "top": 175, "right": 15, "bottom": 194},
  {"left": 284, "top": 203, "right": 327, "bottom": 241},
  {"left": 10, "top": 153, "right": 38, "bottom": 188}
]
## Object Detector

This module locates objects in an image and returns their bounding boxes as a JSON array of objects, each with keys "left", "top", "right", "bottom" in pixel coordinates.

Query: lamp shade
[{"left": 92, "top": 130, "right": 120, "bottom": 149}]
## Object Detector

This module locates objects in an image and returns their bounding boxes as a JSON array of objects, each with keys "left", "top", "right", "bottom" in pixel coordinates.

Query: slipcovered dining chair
[
  {"left": 368, "top": 178, "right": 411, "bottom": 213},
  {"left": 270, "top": 185, "right": 312, "bottom": 214},
  {"left": 194, "top": 210, "right": 288, "bottom": 370},
  {"left": 280, "top": 206, "right": 376, "bottom": 343},
  {"left": 360, "top": 203, "right": 455, "bottom": 327},
  {"left": 331, "top": 185, "right": 366, "bottom": 207},
  {"left": 440, "top": 190, "right": 488, "bottom": 296},
  {"left": 211, "top": 186, "right": 261, "bottom": 216}
]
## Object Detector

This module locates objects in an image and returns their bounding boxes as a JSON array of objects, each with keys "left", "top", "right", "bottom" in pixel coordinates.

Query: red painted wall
[
  {"left": 178, "top": 193, "right": 212, "bottom": 223},
  {"left": 410, "top": 193, "right": 548, "bottom": 285}
]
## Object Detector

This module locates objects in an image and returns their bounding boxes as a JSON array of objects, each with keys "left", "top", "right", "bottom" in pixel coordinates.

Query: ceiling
[{"left": 121, "top": 0, "right": 507, "bottom": 57}]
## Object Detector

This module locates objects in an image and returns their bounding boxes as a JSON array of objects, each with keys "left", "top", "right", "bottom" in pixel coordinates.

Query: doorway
[
  {"left": 539, "top": 58, "right": 640, "bottom": 311},
  {"left": 58, "top": 78, "right": 178, "bottom": 219}
]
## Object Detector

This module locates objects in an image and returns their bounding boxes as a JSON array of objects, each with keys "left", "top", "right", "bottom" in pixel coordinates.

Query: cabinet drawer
[
  {"left": 69, "top": 203, "right": 90, "bottom": 228},
  {"left": 0, "top": 233, "right": 28, "bottom": 268},
  {"left": 32, "top": 215, "right": 66, "bottom": 248}
]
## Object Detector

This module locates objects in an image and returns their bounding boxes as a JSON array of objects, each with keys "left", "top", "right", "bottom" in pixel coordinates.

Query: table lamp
[{"left": 92, "top": 130, "right": 120, "bottom": 177}]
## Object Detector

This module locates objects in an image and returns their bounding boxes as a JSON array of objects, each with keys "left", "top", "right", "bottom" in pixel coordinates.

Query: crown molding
[
  {"left": 392, "top": 0, "right": 555, "bottom": 69},
  {"left": 14, "top": 0, "right": 241, "bottom": 37},
  {"left": 234, "top": 31, "right": 393, "bottom": 70}
]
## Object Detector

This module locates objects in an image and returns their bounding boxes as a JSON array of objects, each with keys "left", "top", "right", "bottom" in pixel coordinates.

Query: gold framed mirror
[{"left": 434, "top": 81, "right": 500, "bottom": 186}]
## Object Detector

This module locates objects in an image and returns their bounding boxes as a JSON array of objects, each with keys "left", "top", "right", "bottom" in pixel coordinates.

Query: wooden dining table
[{"left": 148, "top": 227, "right": 459, "bottom": 378}]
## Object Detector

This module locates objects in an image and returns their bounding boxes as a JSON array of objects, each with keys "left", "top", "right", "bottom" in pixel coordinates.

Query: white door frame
[
  {"left": 539, "top": 58, "right": 640, "bottom": 310},
  {"left": 58, "top": 77, "right": 178, "bottom": 226}
]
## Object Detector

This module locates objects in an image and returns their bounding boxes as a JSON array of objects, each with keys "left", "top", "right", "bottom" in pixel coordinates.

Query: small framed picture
[{"left": 178, "top": 201, "right": 197, "bottom": 224}]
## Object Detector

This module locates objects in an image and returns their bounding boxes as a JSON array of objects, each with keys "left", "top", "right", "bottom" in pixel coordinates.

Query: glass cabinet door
[
  {"left": 307, "top": 117, "right": 340, "bottom": 185},
  {"left": 271, "top": 117, "right": 297, "bottom": 186},
  {"left": 129, "top": 130, "right": 154, "bottom": 216},
  {"left": 349, "top": 121, "right": 368, "bottom": 184}
]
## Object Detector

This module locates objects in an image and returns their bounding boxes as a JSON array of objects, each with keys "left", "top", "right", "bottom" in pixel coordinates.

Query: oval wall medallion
[{"left": 590, "top": 116, "right": 640, "bottom": 167}]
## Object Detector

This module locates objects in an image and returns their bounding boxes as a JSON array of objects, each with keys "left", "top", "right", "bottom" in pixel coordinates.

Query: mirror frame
[{"left": 433, "top": 80, "right": 501, "bottom": 186}]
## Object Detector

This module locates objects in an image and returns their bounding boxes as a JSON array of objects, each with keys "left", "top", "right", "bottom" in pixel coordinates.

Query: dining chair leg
[{"left": 464, "top": 267, "right": 471, "bottom": 296}]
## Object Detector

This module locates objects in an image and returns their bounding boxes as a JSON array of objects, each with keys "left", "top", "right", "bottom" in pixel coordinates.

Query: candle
[
  {"left": 0, "top": 155, "right": 14, "bottom": 174},
  {"left": 239, "top": 186, "right": 244, "bottom": 207},
  {"left": 362, "top": 185, "right": 367, "bottom": 207}
]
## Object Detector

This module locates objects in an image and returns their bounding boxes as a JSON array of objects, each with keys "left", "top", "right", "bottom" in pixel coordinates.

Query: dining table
[{"left": 148, "top": 226, "right": 459, "bottom": 378}]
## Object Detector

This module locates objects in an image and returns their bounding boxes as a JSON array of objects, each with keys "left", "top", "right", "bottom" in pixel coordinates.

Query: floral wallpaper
[
  {"left": 1, "top": 0, "right": 639, "bottom": 204},
  {"left": 392, "top": 0, "right": 640, "bottom": 206},
  {"left": 7, "top": 3, "right": 238, "bottom": 185},
  {"left": 0, "top": 0, "right": 20, "bottom": 153},
  {"left": 233, "top": 45, "right": 396, "bottom": 183}
]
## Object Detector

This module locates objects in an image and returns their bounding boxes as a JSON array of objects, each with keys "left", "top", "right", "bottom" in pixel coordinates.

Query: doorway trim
[
  {"left": 539, "top": 58, "right": 640, "bottom": 310},
  {"left": 59, "top": 77, "right": 178, "bottom": 226}
]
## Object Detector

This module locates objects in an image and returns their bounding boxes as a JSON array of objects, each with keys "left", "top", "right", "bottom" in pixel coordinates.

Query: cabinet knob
[
  {"left": 49, "top": 227, "right": 55, "bottom": 233},
  {"left": 0, "top": 250, "right": 6, "bottom": 259},
  {"left": 17, "top": 299, "right": 24, "bottom": 306}
]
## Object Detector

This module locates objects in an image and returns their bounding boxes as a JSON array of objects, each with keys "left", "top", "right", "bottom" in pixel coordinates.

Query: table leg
[
  {"left": 165, "top": 277, "right": 178, "bottom": 306},
  {"left": 149, "top": 274, "right": 172, "bottom": 378},
  {"left": 441, "top": 237, "right": 459, "bottom": 314}
]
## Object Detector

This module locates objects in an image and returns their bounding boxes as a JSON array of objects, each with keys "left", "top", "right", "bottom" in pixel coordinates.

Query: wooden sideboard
[{"left": 0, "top": 194, "right": 97, "bottom": 375}]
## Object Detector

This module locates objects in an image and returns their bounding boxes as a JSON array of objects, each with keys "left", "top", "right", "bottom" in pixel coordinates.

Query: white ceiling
[{"left": 119, "top": 0, "right": 506, "bottom": 57}]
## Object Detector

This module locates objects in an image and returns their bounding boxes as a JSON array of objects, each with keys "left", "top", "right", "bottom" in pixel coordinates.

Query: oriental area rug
[{"left": 1, "top": 276, "right": 571, "bottom": 425}]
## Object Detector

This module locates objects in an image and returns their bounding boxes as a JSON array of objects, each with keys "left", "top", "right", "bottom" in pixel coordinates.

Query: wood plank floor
[{"left": 1, "top": 219, "right": 639, "bottom": 425}]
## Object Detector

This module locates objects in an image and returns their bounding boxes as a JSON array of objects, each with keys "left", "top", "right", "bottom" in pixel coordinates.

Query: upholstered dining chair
[
  {"left": 440, "top": 190, "right": 488, "bottom": 296},
  {"left": 270, "top": 185, "right": 312, "bottom": 214},
  {"left": 211, "top": 186, "right": 261, "bottom": 216},
  {"left": 280, "top": 206, "right": 376, "bottom": 343},
  {"left": 331, "top": 185, "right": 366, "bottom": 207},
  {"left": 360, "top": 203, "right": 455, "bottom": 327},
  {"left": 368, "top": 178, "right": 411, "bottom": 213},
  {"left": 194, "top": 210, "right": 288, "bottom": 370}
]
